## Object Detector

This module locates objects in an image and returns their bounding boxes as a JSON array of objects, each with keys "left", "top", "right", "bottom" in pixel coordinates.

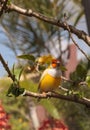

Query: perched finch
[{"left": 38, "top": 59, "right": 62, "bottom": 93}]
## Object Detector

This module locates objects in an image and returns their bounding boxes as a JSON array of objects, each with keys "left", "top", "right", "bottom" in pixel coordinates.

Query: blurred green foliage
[
  {"left": 0, "top": 78, "right": 29, "bottom": 130},
  {"left": 55, "top": 59, "right": 90, "bottom": 130}
]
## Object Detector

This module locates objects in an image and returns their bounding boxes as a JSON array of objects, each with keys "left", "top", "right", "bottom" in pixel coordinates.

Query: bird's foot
[{"left": 41, "top": 92, "right": 48, "bottom": 97}]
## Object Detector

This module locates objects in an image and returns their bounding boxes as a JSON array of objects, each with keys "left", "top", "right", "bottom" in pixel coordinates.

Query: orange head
[{"left": 51, "top": 59, "right": 61, "bottom": 68}]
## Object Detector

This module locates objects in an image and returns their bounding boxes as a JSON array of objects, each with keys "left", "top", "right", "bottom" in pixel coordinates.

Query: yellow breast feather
[{"left": 38, "top": 68, "right": 61, "bottom": 92}]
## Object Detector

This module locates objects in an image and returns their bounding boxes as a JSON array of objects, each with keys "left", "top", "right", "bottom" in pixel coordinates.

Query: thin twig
[
  {"left": 59, "top": 86, "right": 68, "bottom": 92},
  {"left": 61, "top": 76, "right": 73, "bottom": 83},
  {"left": 63, "top": 15, "right": 90, "bottom": 61},
  {"left": 0, "top": 54, "right": 15, "bottom": 81},
  {"left": 70, "top": 33, "right": 90, "bottom": 61}
]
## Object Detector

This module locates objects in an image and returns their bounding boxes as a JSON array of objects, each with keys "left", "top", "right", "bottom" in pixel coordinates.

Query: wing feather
[{"left": 38, "top": 68, "right": 49, "bottom": 91}]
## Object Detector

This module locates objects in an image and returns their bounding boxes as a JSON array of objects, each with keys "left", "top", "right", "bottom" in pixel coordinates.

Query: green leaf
[
  {"left": 38, "top": 64, "right": 46, "bottom": 71},
  {"left": 86, "top": 75, "right": 90, "bottom": 87},
  {"left": 6, "top": 84, "right": 14, "bottom": 97},
  {"left": 12, "top": 87, "right": 25, "bottom": 97},
  {"left": 17, "top": 54, "right": 35, "bottom": 61},
  {"left": 11, "top": 67, "right": 23, "bottom": 82},
  {"left": 18, "top": 68, "right": 24, "bottom": 81},
  {"left": 7, "top": 83, "right": 25, "bottom": 97},
  {"left": 74, "top": 10, "right": 83, "bottom": 26},
  {"left": 76, "top": 64, "right": 87, "bottom": 78}
]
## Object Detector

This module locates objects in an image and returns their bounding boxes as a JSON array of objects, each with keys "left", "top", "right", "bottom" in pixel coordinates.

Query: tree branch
[
  {"left": 6, "top": 3, "right": 90, "bottom": 47},
  {"left": 24, "top": 90, "right": 90, "bottom": 108},
  {"left": 0, "top": 54, "right": 15, "bottom": 81}
]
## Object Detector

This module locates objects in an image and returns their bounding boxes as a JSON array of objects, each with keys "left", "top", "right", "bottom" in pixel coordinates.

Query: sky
[
  {"left": 0, "top": 15, "right": 90, "bottom": 77},
  {"left": 0, "top": 28, "right": 17, "bottom": 77},
  {"left": 75, "top": 16, "right": 90, "bottom": 59}
]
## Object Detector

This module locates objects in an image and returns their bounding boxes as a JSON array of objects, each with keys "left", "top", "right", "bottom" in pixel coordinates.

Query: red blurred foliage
[
  {"left": 0, "top": 101, "right": 11, "bottom": 130},
  {"left": 38, "top": 117, "right": 68, "bottom": 130}
]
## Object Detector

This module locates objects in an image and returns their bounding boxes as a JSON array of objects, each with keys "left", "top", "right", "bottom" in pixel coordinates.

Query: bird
[{"left": 38, "top": 59, "right": 62, "bottom": 94}]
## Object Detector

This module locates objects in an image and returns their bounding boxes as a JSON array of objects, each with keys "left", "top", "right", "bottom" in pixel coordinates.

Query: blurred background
[{"left": 0, "top": 0, "right": 90, "bottom": 130}]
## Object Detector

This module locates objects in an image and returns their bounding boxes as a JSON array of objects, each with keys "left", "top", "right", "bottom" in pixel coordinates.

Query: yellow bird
[{"left": 38, "top": 59, "right": 62, "bottom": 93}]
